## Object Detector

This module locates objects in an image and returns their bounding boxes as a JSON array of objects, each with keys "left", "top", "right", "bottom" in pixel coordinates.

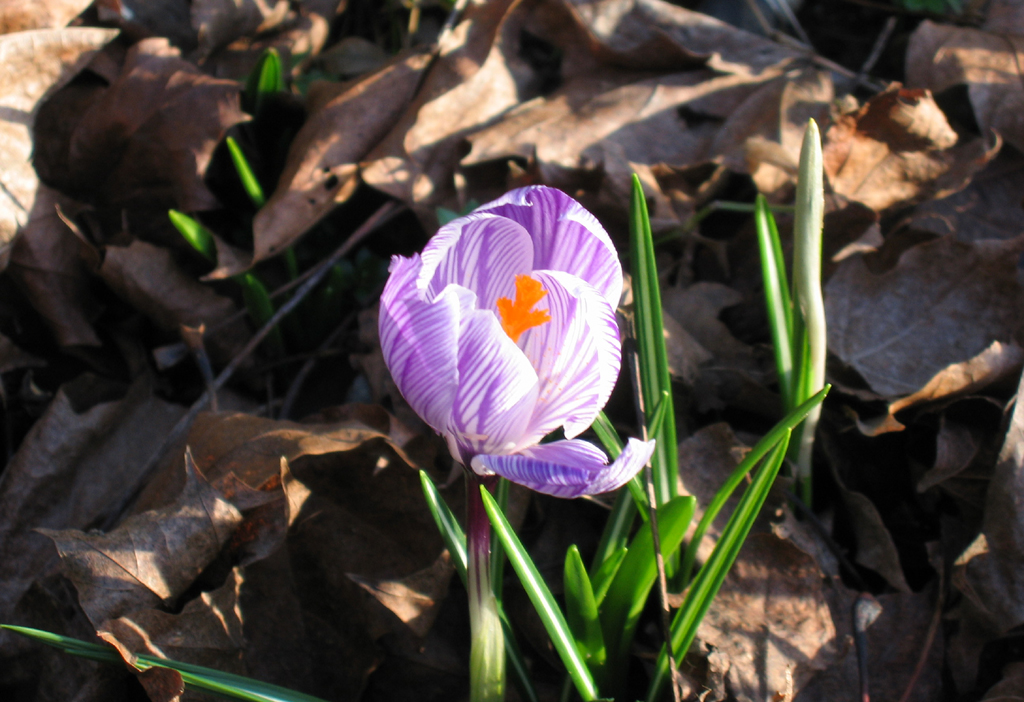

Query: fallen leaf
[
  {"left": 821, "top": 86, "right": 998, "bottom": 213},
  {"left": 826, "top": 236, "right": 1024, "bottom": 398},
  {"left": 696, "top": 534, "right": 840, "bottom": 702},
  {"left": 0, "top": 374, "right": 185, "bottom": 650},
  {"left": 906, "top": 20, "right": 1024, "bottom": 155},
  {"left": 41, "top": 451, "right": 242, "bottom": 628},
  {"left": 98, "top": 239, "right": 248, "bottom": 364},
  {"left": 191, "top": 0, "right": 290, "bottom": 60},
  {"left": 918, "top": 416, "right": 981, "bottom": 492},
  {"left": 0, "top": 27, "right": 117, "bottom": 266},
  {"left": 0, "top": 331, "right": 44, "bottom": 375},
  {"left": 0, "top": 0, "right": 93, "bottom": 33},
  {"left": 201, "top": 8, "right": 330, "bottom": 82},
  {"left": 904, "top": 150, "right": 1024, "bottom": 243},
  {"left": 250, "top": 49, "right": 432, "bottom": 266},
  {"left": 35, "top": 37, "right": 249, "bottom": 212},
  {"left": 855, "top": 341, "right": 1024, "bottom": 435},
  {"left": 981, "top": 661, "right": 1024, "bottom": 701},
  {"left": 348, "top": 551, "right": 454, "bottom": 639}
]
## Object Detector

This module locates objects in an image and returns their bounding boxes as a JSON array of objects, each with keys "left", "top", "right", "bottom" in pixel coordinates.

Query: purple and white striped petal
[
  {"left": 448, "top": 307, "right": 539, "bottom": 461},
  {"left": 471, "top": 438, "right": 656, "bottom": 498},
  {"left": 379, "top": 256, "right": 469, "bottom": 433},
  {"left": 474, "top": 186, "right": 622, "bottom": 308},
  {"left": 515, "top": 270, "right": 621, "bottom": 445},
  {"left": 421, "top": 214, "right": 534, "bottom": 311}
]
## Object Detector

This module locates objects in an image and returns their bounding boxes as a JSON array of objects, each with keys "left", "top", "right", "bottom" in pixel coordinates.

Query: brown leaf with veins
[
  {"left": 191, "top": 0, "right": 290, "bottom": 60},
  {"left": 348, "top": 552, "right": 454, "bottom": 639},
  {"left": 0, "top": 27, "right": 117, "bottom": 266},
  {"left": 826, "top": 236, "right": 1024, "bottom": 398},
  {"left": 907, "top": 20, "right": 1024, "bottom": 154},
  {"left": 249, "top": 49, "right": 432, "bottom": 267},
  {"left": 0, "top": 374, "right": 185, "bottom": 646},
  {"left": 822, "top": 86, "right": 998, "bottom": 213},
  {"left": 41, "top": 451, "right": 242, "bottom": 628}
]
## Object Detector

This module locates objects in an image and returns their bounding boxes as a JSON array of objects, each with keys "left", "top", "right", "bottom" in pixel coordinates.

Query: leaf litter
[{"left": 2, "top": 0, "right": 1024, "bottom": 700}]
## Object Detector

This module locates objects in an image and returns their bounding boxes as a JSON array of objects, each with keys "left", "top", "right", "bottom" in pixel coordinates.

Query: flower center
[{"left": 496, "top": 275, "right": 551, "bottom": 343}]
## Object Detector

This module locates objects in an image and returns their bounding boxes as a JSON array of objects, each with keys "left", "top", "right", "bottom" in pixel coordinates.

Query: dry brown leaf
[
  {"left": 855, "top": 341, "right": 1024, "bottom": 435},
  {"left": 981, "top": 661, "right": 1024, "bottom": 701},
  {"left": 348, "top": 552, "right": 454, "bottom": 639},
  {"left": 98, "top": 239, "right": 248, "bottom": 363},
  {"left": 0, "top": 0, "right": 93, "bottom": 33},
  {"left": 918, "top": 417, "right": 981, "bottom": 492},
  {"left": 0, "top": 374, "right": 186, "bottom": 649},
  {"left": 697, "top": 534, "right": 839, "bottom": 702},
  {"left": 250, "top": 49, "right": 432, "bottom": 266},
  {"left": 0, "top": 27, "right": 117, "bottom": 265},
  {"left": 191, "top": 0, "right": 290, "bottom": 60},
  {"left": 905, "top": 150, "right": 1024, "bottom": 243},
  {"left": 822, "top": 86, "right": 998, "bottom": 213},
  {"left": 41, "top": 451, "right": 242, "bottom": 628},
  {"left": 201, "top": 9, "right": 329, "bottom": 82},
  {"left": 953, "top": 368, "right": 1024, "bottom": 642},
  {"left": 907, "top": 20, "right": 1024, "bottom": 154},
  {"left": 98, "top": 568, "right": 246, "bottom": 676},
  {"left": 35, "top": 37, "right": 248, "bottom": 212},
  {"left": 0, "top": 331, "right": 44, "bottom": 374},
  {"left": 826, "top": 236, "right": 1024, "bottom": 398}
]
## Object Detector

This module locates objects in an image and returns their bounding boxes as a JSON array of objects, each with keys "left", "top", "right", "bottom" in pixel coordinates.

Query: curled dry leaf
[
  {"left": 826, "top": 236, "right": 1024, "bottom": 398},
  {"left": 201, "top": 7, "right": 329, "bottom": 82},
  {"left": 696, "top": 534, "right": 839, "bottom": 702},
  {"left": 35, "top": 37, "right": 248, "bottom": 212},
  {"left": 0, "top": 0, "right": 93, "bottom": 33},
  {"left": 855, "top": 341, "right": 1024, "bottom": 436},
  {"left": 40, "top": 451, "right": 242, "bottom": 628},
  {"left": 0, "top": 374, "right": 185, "bottom": 649},
  {"left": 250, "top": 49, "right": 432, "bottom": 266},
  {"left": 907, "top": 20, "right": 1024, "bottom": 155},
  {"left": 918, "top": 416, "right": 981, "bottom": 492},
  {"left": 348, "top": 552, "right": 454, "bottom": 640},
  {"left": 822, "top": 86, "right": 998, "bottom": 213},
  {"left": 0, "top": 27, "right": 117, "bottom": 266}
]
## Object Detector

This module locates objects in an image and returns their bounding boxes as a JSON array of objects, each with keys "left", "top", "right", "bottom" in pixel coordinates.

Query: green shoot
[{"left": 226, "top": 136, "right": 266, "bottom": 209}]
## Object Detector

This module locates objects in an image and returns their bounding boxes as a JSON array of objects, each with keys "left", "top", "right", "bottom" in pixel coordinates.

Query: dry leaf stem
[{"left": 101, "top": 201, "right": 403, "bottom": 529}]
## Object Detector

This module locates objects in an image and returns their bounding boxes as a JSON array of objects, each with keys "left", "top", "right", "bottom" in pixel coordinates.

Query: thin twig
[
  {"left": 784, "top": 488, "right": 868, "bottom": 590},
  {"left": 854, "top": 15, "right": 897, "bottom": 89},
  {"left": 625, "top": 334, "right": 681, "bottom": 702},
  {"left": 897, "top": 568, "right": 944, "bottom": 702},
  {"left": 278, "top": 312, "right": 357, "bottom": 420},
  {"left": 180, "top": 324, "right": 218, "bottom": 412},
  {"left": 763, "top": 0, "right": 813, "bottom": 46},
  {"left": 100, "top": 201, "right": 402, "bottom": 529},
  {"left": 853, "top": 593, "right": 883, "bottom": 702}
]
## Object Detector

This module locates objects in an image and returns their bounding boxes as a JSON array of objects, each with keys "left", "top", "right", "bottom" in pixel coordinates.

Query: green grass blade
[
  {"left": 629, "top": 174, "right": 678, "bottom": 505},
  {"left": 679, "top": 386, "right": 830, "bottom": 583},
  {"left": 226, "top": 136, "right": 266, "bottom": 209},
  {"left": 563, "top": 546, "right": 606, "bottom": 669},
  {"left": 590, "top": 413, "right": 640, "bottom": 570},
  {"left": 2, "top": 625, "right": 329, "bottom": 702},
  {"left": 646, "top": 438, "right": 790, "bottom": 702},
  {"left": 481, "top": 488, "right": 599, "bottom": 701},
  {"left": 598, "top": 496, "right": 695, "bottom": 692},
  {"left": 417, "top": 473, "right": 539, "bottom": 702},
  {"left": 168, "top": 210, "right": 216, "bottom": 262},
  {"left": 589, "top": 546, "right": 627, "bottom": 606},
  {"left": 590, "top": 411, "right": 623, "bottom": 457},
  {"left": 239, "top": 272, "right": 285, "bottom": 356},
  {"left": 753, "top": 195, "right": 795, "bottom": 411}
]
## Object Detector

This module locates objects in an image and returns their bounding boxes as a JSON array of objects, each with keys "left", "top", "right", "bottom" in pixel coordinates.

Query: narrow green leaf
[
  {"left": 629, "top": 174, "right": 677, "bottom": 505},
  {"left": 418, "top": 473, "right": 539, "bottom": 702},
  {"left": 590, "top": 489, "right": 638, "bottom": 571},
  {"left": 646, "top": 438, "right": 791, "bottom": 702},
  {"left": 226, "top": 136, "right": 266, "bottom": 209},
  {"left": 753, "top": 195, "right": 795, "bottom": 411},
  {"left": 3, "top": 625, "right": 328, "bottom": 702},
  {"left": 168, "top": 210, "right": 216, "bottom": 262},
  {"left": 491, "top": 476, "right": 509, "bottom": 601},
  {"left": 563, "top": 546, "right": 606, "bottom": 670},
  {"left": 590, "top": 411, "right": 623, "bottom": 457},
  {"left": 481, "top": 487, "right": 600, "bottom": 701},
  {"left": 599, "top": 495, "right": 695, "bottom": 691},
  {"left": 679, "top": 386, "right": 830, "bottom": 583},
  {"left": 243, "top": 48, "right": 284, "bottom": 114},
  {"left": 239, "top": 272, "right": 284, "bottom": 356},
  {"left": 589, "top": 546, "right": 627, "bottom": 605}
]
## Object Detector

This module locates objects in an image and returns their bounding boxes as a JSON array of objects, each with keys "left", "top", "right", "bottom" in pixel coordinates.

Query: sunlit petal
[{"left": 472, "top": 438, "right": 655, "bottom": 498}]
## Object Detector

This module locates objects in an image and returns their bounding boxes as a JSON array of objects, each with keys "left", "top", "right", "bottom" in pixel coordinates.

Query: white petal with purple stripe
[{"left": 471, "top": 438, "right": 656, "bottom": 498}]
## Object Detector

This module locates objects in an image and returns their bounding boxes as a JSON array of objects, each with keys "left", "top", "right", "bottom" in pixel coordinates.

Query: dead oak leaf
[
  {"left": 0, "top": 27, "right": 117, "bottom": 267},
  {"left": 41, "top": 451, "right": 242, "bottom": 628},
  {"left": 907, "top": 20, "right": 1024, "bottom": 155},
  {"left": 822, "top": 86, "right": 998, "bottom": 213},
  {"left": 0, "top": 0, "right": 93, "bottom": 33},
  {"left": 191, "top": 0, "right": 290, "bottom": 60},
  {"left": 825, "top": 235, "right": 1024, "bottom": 398}
]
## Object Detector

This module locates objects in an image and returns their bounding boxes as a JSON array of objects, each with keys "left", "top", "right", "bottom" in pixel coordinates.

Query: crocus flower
[{"left": 379, "top": 185, "right": 655, "bottom": 498}]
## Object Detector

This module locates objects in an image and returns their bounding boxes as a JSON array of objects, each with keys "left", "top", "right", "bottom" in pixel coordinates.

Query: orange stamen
[{"left": 496, "top": 275, "right": 551, "bottom": 343}]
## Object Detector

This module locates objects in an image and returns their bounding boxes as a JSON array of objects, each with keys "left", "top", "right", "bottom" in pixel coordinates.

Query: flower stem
[{"left": 467, "top": 471, "right": 505, "bottom": 702}]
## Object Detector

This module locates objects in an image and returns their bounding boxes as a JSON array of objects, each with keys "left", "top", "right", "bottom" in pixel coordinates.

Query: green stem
[{"left": 467, "top": 472, "right": 505, "bottom": 702}]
